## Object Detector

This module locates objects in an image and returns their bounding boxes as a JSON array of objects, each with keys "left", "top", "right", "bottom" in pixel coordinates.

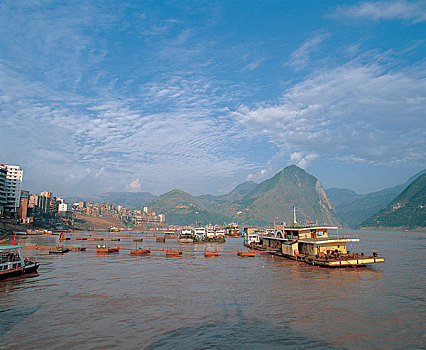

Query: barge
[
  {"left": 246, "top": 225, "right": 385, "bottom": 268},
  {"left": 0, "top": 245, "right": 39, "bottom": 280}
]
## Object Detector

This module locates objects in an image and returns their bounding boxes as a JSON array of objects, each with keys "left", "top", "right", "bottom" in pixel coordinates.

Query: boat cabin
[
  {"left": 0, "top": 246, "right": 24, "bottom": 271},
  {"left": 194, "top": 227, "right": 206, "bottom": 240},
  {"left": 260, "top": 226, "right": 359, "bottom": 258}
]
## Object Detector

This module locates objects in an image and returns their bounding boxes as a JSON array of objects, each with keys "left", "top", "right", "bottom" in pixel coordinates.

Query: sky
[{"left": 0, "top": 0, "right": 425, "bottom": 197}]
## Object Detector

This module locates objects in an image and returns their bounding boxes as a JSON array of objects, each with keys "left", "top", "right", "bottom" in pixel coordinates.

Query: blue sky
[{"left": 0, "top": 0, "right": 425, "bottom": 196}]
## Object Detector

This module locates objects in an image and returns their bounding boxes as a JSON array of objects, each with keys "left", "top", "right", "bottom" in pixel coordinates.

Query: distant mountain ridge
[
  {"left": 64, "top": 191, "right": 156, "bottom": 209},
  {"left": 359, "top": 173, "right": 426, "bottom": 230},
  {"left": 148, "top": 189, "right": 232, "bottom": 226},
  {"left": 326, "top": 169, "right": 426, "bottom": 228},
  {"left": 64, "top": 168, "right": 425, "bottom": 228},
  {"left": 148, "top": 165, "right": 342, "bottom": 226}
]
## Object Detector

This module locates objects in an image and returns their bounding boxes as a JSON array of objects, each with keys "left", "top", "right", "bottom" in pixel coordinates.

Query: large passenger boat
[{"left": 0, "top": 245, "right": 40, "bottom": 280}]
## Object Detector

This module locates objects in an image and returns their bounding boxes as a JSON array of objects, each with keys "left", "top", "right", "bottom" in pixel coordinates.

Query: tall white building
[
  {"left": 0, "top": 164, "right": 23, "bottom": 216},
  {"left": 58, "top": 203, "right": 68, "bottom": 212},
  {"left": 0, "top": 167, "right": 7, "bottom": 216}
]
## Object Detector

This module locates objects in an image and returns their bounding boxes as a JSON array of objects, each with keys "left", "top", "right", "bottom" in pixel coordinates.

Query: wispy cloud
[
  {"left": 287, "top": 34, "right": 328, "bottom": 71},
  {"left": 332, "top": 0, "right": 426, "bottom": 23}
]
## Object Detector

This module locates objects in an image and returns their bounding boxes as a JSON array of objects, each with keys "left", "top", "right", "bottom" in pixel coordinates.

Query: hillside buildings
[
  {"left": 0, "top": 162, "right": 165, "bottom": 229},
  {"left": 73, "top": 201, "right": 165, "bottom": 228}
]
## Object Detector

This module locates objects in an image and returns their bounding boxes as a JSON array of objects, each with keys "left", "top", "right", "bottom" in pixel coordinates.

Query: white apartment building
[
  {"left": 0, "top": 164, "right": 23, "bottom": 216},
  {"left": 0, "top": 167, "right": 7, "bottom": 216},
  {"left": 58, "top": 203, "right": 68, "bottom": 212}
]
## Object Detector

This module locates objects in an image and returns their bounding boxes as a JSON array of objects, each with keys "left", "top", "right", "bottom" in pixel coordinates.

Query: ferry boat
[
  {"left": 247, "top": 207, "right": 385, "bottom": 267},
  {"left": 243, "top": 230, "right": 261, "bottom": 246},
  {"left": 179, "top": 229, "right": 194, "bottom": 243},
  {"left": 0, "top": 245, "right": 39, "bottom": 280}
]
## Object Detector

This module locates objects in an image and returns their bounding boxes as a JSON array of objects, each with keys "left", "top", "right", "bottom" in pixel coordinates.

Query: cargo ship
[
  {"left": 0, "top": 245, "right": 39, "bottom": 279},
  {"left": 245, "top": 207, "right": 385, "bottom": 267}
]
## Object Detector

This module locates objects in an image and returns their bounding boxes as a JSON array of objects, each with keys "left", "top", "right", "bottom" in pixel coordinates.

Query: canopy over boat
[{"left": 0, "top": 245, "right": 24, "bottom": 250}]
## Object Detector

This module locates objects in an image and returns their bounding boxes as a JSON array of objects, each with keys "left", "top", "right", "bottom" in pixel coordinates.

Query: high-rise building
[
  {"left": 0, "top": 164, "right": 23, "bottom": 217},
  {"left": 0, "top": 167, "right": 7, "bottom": 216}
]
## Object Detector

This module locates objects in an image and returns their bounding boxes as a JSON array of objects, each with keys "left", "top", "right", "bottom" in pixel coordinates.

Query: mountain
[
  {"left": 359, "top": 173, "right": 426, "bottom": 230},
  {"left": 64, "top": 191, "right": 156, "bottom": 209},
  {"left": 148, "top": 189, "right": 232, "bottom": 226},
  {"left": 326, "top": 185, "right": 404, "bottom": 228},
  {"left": 148, "top": 166, "right": 341, "bottom": 227},
  {"left": 223, "top": 165, "right": 342, "bottom": 226},
  {"left": 326, "top": 188, "right": 359, "bottom": 208},
  {"left": 327, "top": 168, "right": 426, "bottom": 228},
  {"left": 197, "top": 181, "right": 258, "bottom": 213}
]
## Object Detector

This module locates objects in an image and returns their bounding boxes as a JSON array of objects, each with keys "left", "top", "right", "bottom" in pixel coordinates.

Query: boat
[
  {"left": 204, "top": 251, "right": 219, "bottom": 257},
  {"left": 237, "top": 251, "right": 256, "bottom": 257},
  {"left": 249, "top": 211, "right": 384, "bottom": 267},
  {"left": 179, "top": 229, "right": 194, "bottom": 243},
  {"left": 49, "top": 246, "right": 70, "bottom": 254},
  {"left": 0, "top": 245, "right": 39, "bottom": 280},
  {"left": 165, "top": 250, "right": 182, "bottom": 257},
  {"left": 130, "top": 248, "right": 151, "bottom": 256},
  {"left": 111, "top": 238, "right": 120, "bottom": 241},
  {"left": 243, "top": 232, "right": 261, "bottom": 247},
  {"left": 68, "top": 247, "right": 87, "bottom": 252},
  {"left": 96, "top": 244, "right": 119, "bottom": 254}
]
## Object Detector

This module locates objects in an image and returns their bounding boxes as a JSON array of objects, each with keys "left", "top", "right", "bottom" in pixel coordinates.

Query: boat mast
[{"left": 293, "top": 204, "right": 297, "bottom": 225}]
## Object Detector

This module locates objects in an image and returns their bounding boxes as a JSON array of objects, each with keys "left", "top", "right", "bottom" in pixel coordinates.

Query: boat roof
[
  {"left": 259, "top": 236, "right": 359, "bottom": 244},
  {"left": 282, "top": 226, "right": 339, "bottom": 231},
  {"left": 299, "top": 238, "right": 360, "bottom": 244},
  {"left": 0, "top": 245, "right": 24, "bottom": 250}
]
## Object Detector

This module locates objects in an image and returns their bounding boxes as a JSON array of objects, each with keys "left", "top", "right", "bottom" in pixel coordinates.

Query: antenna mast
[{"left": 293, "top": 204, "right": 297, "bottom": 225}]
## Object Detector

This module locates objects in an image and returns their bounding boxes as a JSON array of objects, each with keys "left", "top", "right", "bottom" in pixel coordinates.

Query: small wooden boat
[
  {"left": 93, "top": 238, "right": 104, "bottom": 241},
  {"left": 237, "top": 251, "right": 255, "bottom": 257},
  {"left": 111, "top": 238, "right": 120, "bottom": 241},
  {"left": 96, "top": 244, "right": 119, "bottom": 254},
  {"left": 204, "top": 251, "right": 219, "bottom": 257},
  {"left": 76, "top": 237, "right": 87, "bottom": 241},
  {"left": 133, "top": 238, "right": 143, "bottom": 242},
  {"left": 156, "top": 237, "right": 166, "bottom": 243},
  {"left": 130, "top": 248, "right": 151, "bottom": 256},
  {"left": 68, "top": 247, "right": 87, "bottom": 252},
  {"left": 166, "top": 250, "right": 182, "bottom": 257},
  {"left": 49, "top": 246, "right": 70, "bottom": 254}
]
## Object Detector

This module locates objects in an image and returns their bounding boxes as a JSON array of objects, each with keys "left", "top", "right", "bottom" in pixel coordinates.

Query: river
[{"left": 0, "top": 229, "right": 424, "bottom": 349}]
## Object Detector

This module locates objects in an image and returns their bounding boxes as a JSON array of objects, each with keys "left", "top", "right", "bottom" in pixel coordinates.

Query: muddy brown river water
[{"left": 0, "top": 229, "right": 424, "bottom": 349}]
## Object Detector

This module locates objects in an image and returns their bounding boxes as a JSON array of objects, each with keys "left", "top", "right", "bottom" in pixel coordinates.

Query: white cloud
[
  {"left": 290, "top": 152, "right": 318, "bottom": 169},
  {"left": 234, "top": 60, "right": 426, "bottom": 168},
  {"left": 287, "top": 34, "right": 328, "bottom": 71},
  {"left": 127, "top": 178, "right": 142, "bottom": 192},
  {"left": 332, "top": 0, "right": 426, "bottom": 23}
]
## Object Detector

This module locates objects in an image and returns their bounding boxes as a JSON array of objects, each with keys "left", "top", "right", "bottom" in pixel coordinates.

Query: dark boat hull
[{"left": 0, "top": 263, "right": 39, "bottom": 280}]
